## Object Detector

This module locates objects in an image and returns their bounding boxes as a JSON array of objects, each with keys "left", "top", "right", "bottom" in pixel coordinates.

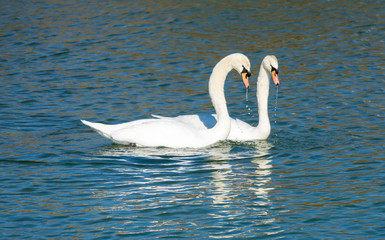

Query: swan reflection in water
[
  {"left": 91, "top": 140, "right": 278, "bottom": 235},
  {"left": 95, "top": 140, "right": 275, "bottom": 205},
  {"left": 206, "top": 141, "right": 276, "bottom": 228}
]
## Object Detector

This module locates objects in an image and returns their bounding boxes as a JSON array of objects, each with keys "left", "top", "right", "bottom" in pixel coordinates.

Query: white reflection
[
  {"left": 97, "top": 141, "right": 233, "bottom": 160},
  {"left": 207, "top": 140, "right": 277, "bottom": 231},
  {"left": 92, "top": 142, "right": 234, "bottom": 200},
  {"left": 251, "top": 158, "right": 274, "bottom": 203},
  {"left": 91, "top": 140, "right": 278, "bottom": 235},
  {"left": 208, "top": 141, "right": 274, "bottom": 203},
  {"left": 210, "top": 161, "right": 233, "bottom": 204}
]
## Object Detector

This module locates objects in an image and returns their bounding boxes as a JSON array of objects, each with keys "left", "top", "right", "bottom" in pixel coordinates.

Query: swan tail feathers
[{"left": 81, "top": 120, "right": 115, "bottom": 139}]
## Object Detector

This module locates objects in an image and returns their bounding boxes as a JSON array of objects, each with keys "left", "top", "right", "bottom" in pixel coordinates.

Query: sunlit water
[{"left": 1, "top": 0, "right": 384, "bottom": 239}]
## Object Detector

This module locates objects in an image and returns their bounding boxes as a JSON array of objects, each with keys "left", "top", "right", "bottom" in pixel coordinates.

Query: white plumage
[
  {"left": 153, "top": 55, "right": 280, "bottom": 141},
  {"left": 81, "top": 53, "right": 251, "bottom": 148}
]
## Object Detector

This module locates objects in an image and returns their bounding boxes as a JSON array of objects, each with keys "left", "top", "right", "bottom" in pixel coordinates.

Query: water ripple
[{"left": 1, "top": 0, "right": 384, "bottom": 239}]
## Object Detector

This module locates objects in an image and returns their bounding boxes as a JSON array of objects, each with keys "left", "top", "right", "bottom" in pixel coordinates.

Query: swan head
[
  {"left": 262, "top": 55, "right": 280, "bottom": 86},
  {"left": 230, "top": 53, "right": 251, "bottom": 89}
]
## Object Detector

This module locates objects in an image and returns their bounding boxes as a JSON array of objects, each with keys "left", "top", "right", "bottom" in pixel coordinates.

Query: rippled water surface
[{"left": 1, "top": 0, "right": 384, "bottom": 239}]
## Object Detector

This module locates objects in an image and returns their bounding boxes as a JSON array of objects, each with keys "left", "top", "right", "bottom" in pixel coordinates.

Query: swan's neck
[
  {"left": 255, "top": 65, "right": 271, "bottom": 135},
  {"left": 207, "top": 57, "right": 232, "bottom": 139}
]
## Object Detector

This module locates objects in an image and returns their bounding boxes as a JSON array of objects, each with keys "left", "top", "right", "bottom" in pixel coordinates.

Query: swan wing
[
  {"left": 227, "top": 118, "right": 255, "bottom": 141},
  {"left": 109, "top": 119, "right": 213, "bottom": 148},
  {"left": 81, "top": 119, "right": 156, "bottom": 140},
  {"left": 152, "top": 113, "right": 217, "bottom": 130}
]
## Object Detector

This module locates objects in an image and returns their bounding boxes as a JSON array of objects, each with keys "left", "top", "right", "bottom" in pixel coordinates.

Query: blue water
[{"left": 1, "top": 0, "right": 385, "bottom": 239}]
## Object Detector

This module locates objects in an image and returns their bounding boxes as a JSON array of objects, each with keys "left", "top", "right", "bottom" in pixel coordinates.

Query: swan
[
  {"left": 81, "top": 53, "right": 251, "bottom": 148},
  {"left": 153, "top": 55, "right": 279, "bottom": 141}
]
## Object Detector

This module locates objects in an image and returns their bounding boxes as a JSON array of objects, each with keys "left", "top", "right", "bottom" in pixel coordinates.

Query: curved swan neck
[
  {"left": 256, "top": 63, "right": 271, "bottom": 132},
  {"left": 207, "top": 56, "right": 233, "bottom": 137},
  {"left": 209, "top": 57, "right": 232, "bottom": 119}
]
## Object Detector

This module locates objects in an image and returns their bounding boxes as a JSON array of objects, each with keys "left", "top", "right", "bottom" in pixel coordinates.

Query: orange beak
[
  {"left": 272, "top": 70, "right": 280, "bottom": 86},
  {"left": 241, "top": 72, "right": 250, "bottom": 89}
]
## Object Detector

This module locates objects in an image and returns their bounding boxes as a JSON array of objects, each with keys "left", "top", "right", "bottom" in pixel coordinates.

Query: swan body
[
  {"left": 81, "top": 53, "right": 251, "bottom": 148},
  {"left": 152, "top": 55, "right": 279, "bottom": 141}
]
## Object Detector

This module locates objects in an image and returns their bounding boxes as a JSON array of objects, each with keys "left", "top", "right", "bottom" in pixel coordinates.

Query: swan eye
[
  {"left": 242, "top": 65, "right": 251, "bottom": 78},
  {"left": 271, "top": 65, "right": 279, "bottom": 74}
]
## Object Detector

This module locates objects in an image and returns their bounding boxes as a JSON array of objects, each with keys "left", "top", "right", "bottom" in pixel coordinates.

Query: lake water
[{"left": 1, "top": 0, "right": 384, "bottom": 239}]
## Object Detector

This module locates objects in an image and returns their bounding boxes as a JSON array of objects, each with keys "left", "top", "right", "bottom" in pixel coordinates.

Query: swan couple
[{"left": 81, "top": 53, "right": 279, "bottom": 148}]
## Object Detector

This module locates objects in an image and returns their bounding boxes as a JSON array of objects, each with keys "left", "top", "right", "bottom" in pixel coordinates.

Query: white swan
[
  {"left": 153, "top": 55, "right": 279, "bottom": 141},
  {"left": 81, "top": 53, "right": 251, "bottom": 148}
]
